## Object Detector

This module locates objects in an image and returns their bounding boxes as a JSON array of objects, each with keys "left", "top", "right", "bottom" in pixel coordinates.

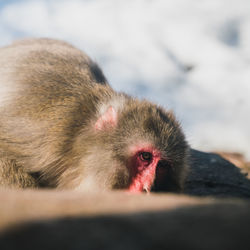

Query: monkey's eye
[{"left": 139, "top": 152, "right": 153, "bottom": 162}]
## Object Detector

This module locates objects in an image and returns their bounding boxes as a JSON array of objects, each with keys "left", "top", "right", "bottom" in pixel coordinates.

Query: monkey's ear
[{"left": 95, "top": 106, "right": 117, "bottom": 130}]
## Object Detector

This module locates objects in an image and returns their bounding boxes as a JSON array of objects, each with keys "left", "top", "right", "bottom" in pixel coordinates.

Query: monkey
[{"left": 0, "top": 38, "right": 189, "bottom": 192}]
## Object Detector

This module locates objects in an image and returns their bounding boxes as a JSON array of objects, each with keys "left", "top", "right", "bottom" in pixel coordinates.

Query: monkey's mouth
[
  {"left": 142, "top": 186, "right": 150, "bottom": 193},
  {"left": 128, "top": 181, "right": 152, "bottom": 193}
]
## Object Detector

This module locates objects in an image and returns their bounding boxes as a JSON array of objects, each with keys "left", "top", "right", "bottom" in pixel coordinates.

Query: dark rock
[
  {"left": 1, "top": 201, "right": 250, "bottom": 250},
  {"left": 1, "top": 149, "right": 250, "bottom": 250},
  {"left": 184, "top": 149, "right": 250, "bottom": 198}
]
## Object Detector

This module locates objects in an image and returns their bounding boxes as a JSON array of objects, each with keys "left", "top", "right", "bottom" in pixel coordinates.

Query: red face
[{"left": 128, "top": 145, "right": 162, "bottom": 193}]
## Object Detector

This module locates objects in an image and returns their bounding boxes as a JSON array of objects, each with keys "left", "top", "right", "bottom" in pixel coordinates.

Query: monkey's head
[{"left": 71, "top": 97, "right": 189, "bottom": 193}]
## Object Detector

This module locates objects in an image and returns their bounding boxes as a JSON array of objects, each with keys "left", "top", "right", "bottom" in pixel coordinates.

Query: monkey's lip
[
  {"left": 128, "top": 182, "right": 151, "bottom": 193},
  {"left": 142, "top": 186, "right": 150, "bottom": 193}
]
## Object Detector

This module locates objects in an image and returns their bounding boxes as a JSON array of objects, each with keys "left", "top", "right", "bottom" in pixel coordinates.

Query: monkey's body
[{"left": 0, "top": 39, "right": 188, "bottom": 192}]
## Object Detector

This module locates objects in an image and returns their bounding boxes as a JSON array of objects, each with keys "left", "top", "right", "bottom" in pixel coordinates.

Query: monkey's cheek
[{"left": 113, "top": 170, "right": 131, "bottom": 190}]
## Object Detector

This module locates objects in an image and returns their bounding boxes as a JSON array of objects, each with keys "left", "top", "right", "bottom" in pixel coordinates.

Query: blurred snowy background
[{"left": 0, "top": 0, "right": 249, "bottom": 158}]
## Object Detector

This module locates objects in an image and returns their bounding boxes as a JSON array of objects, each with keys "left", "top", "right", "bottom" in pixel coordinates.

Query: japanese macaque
[{"left": 0, "top": 38, "right": 189, "bottom": 192}]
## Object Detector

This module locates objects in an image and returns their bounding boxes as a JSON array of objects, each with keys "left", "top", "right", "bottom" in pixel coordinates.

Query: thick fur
[{"left": 0, "top": 38, "right": 189, "bottom": 191}]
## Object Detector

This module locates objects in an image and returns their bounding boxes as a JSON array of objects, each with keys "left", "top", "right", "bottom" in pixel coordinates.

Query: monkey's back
[{"left": 0, "top": 38, "right": 108, "bottom": 174}]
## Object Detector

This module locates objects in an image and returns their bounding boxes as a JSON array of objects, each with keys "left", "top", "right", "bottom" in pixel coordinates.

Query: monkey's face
[
  {"left": 87, "top": 101, "right": 189, "bottom": 193},
  {"left": 115, "top": 103, "right": 188, "bottom": 193},
  {"left": 73, "top": 100, "right": 188, "bottom": 193},
  {"left": 126, "top": 143, "right": 162, "bottom": 193}
]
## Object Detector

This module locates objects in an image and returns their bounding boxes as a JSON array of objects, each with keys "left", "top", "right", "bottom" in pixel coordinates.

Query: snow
[{"left": 0, "top": 0, "right": 250, "bottom": 158}]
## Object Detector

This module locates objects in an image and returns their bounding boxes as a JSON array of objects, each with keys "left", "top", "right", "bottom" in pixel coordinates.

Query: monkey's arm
[{"left": 0, "top": 158, "right": 38, "bottom": 189}]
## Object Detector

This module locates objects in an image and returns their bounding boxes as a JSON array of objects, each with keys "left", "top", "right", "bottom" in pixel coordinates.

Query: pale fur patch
[
  {"left": 0, "top": 76, "right": 17, "bottom": 108},
  {"left": 73, "top": 147, "right": 108, "bottom": 192},
  {"left": 75, "top": 175, "right": 100, "bottom": 192},
  {"left": 98, "top": 95, "right": 126, "bottom": 118}
]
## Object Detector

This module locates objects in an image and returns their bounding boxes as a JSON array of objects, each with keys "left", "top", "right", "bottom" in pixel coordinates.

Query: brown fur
[{"left": 0, "top": 38, "right": 189, "bottom": 191}]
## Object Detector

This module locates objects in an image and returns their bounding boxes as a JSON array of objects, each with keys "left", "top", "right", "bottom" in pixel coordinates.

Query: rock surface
[
  {"left": 1, "top": 149, "right": 250, "bottom": 249},
  {"left": 184, "top": 149, "right": 250, "bottom": 198},
  {"left": 1, "top": 201, "right": 250, "bottom": 250}
]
